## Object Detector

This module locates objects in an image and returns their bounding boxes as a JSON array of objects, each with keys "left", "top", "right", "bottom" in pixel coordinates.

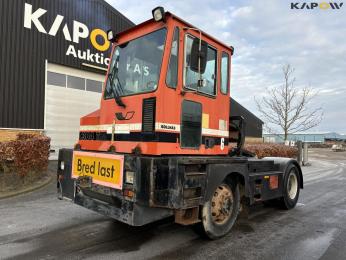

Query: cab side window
[
  {"left": 166, "top": 27, "right": 179, "bottom": 88},
  {"left": 184, "top": 35, "right": 217, "bottom": 96},
  {"left": 220, "top": 52, "right": 229, "bottom": 94}
]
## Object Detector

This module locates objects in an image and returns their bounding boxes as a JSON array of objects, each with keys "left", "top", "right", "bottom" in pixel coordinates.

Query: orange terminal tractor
[
  {"left": 57, "top": 7, "right": 303, "bottom": 239},
  {"left": 78, "top": 10, "right": 231, "bottom": 155}
]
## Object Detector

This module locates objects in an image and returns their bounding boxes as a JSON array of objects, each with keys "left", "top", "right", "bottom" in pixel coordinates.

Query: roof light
[
  {"left": 152, "top": 6, "right": 165, "bottom": 22},
  {"left": 107, "top": 29, "right": 116, "bottom": 42}
]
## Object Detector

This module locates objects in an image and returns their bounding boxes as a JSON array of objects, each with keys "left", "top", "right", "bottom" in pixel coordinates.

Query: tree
[{"left": 255, "top": 64, "right": 323, "bottom": 141}]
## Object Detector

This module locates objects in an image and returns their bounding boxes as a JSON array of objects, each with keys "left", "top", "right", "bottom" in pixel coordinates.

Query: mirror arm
[
  {"left": 198, "top": 30, "right": 203, "bottom": 88},
  {"left": 183, "top": 27, "right": 204, "bottom": 87}
]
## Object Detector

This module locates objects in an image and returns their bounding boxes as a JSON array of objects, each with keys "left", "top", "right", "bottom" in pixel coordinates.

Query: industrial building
[
  {"left": 0, "top": 0, "right": 263, "bottom": 159},
  {"left": 263, "top": 132, "right": 346, "bottom": 144},
  {"left": 0, "top": 0, "right": 133, "bottom": 158},
  {"left": 230, "top": 98, "right": 263, "bottom": 143}
]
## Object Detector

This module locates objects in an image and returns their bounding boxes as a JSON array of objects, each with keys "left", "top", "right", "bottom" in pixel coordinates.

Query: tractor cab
[{"left": 78, "top": 7, "right": 233, "bottom": 156}]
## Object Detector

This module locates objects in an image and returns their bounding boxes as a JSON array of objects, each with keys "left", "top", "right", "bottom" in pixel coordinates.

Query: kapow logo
[{"left": 291, "top": 2, "right": 344, "bottom": 9}]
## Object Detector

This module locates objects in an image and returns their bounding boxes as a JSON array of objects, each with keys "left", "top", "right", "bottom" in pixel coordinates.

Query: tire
[
  {"left": 280, "top": 164, "right": 300, "bottom": 210},
  {"left": 198, "top": 180, "right": 240, "bottom": 239}
]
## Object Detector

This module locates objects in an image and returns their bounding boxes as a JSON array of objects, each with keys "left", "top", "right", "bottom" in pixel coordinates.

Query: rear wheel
[
  {"left": 280, "top": 164, "right": 300, "bottom": 209},
  {"left": 199, "top": 181, "right": 240, "bottom": 239}
]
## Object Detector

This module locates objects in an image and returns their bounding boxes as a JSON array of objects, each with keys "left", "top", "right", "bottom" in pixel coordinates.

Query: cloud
[
  {"left": 231, "top": 6, "right": 253, "bottom": 18},
  {"left": 106, "top": 0, "right": 346, "bottom": 133}
]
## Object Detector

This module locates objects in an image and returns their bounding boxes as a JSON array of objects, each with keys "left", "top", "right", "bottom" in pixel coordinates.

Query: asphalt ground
[{"left": 0, "top": 148, "right": 345, "bottom": 260}]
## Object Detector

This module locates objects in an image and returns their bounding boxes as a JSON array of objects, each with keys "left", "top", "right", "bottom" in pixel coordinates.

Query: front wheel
[
  {"left": 280, "top": 164, "right": 301, "bottom": 209},
  {"left": 199, "top": 181, "right": 240, "bottom": 239}
]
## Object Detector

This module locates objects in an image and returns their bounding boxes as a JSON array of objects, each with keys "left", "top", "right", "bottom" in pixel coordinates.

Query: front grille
[{"left": 142, "top": 98, "right": 156, "bottom": 133}]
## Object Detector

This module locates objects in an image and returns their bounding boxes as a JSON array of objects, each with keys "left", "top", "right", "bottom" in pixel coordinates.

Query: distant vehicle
[
  {"left": 57, "top": 7, "right": 303, "bottom": 239},
  {"left": 331, "top": 144, "right": 345, "bottom": 152}
]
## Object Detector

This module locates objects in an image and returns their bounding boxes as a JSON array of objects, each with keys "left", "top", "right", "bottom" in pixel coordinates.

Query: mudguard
[
  {"left": 263, "top": 157, "right": 304, "bottom": 189},
  {"left": 204, "top": 161, "right": 249, "bottom": 202}
]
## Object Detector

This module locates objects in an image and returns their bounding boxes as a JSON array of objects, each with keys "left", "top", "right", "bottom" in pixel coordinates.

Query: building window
[
  {"left": 86, "top": 79, "right": 103, "bottom": 93},
  {"left": 184, "top": 35, "right": 217, "bottom": 96},
  {"left": 47, "top": 71, "right": 66, "bottom": 87},
  {"left": 67, "top": 75, "right": 85, "bottom": 90},
  {"left": 166, "top": 27, "right": 179, "bottom": 88},
  {"left": 220, "top": 52, "right": 229, "bottom": 94},
  {"left": 48, "top": 70, "right": 102, "bottom": 93}
]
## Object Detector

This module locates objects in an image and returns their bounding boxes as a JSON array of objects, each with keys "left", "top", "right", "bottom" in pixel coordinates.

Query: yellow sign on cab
[{"left": 72, "top": 151, "right": 124, "bottom": 189}]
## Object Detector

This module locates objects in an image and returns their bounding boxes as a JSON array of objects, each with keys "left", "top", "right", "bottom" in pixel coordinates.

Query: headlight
[
  {"left": 125, "top": 171, "right": 134, "bottom": 184},
  {"left": 60, "top": 161, "right": 65, "bottom": 171}
]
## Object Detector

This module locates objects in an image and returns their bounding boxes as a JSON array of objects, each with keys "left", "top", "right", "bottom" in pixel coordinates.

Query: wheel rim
[
  {"left": 287, "top": 171, "right": 298, "bottom": 200},
  {"left": 211, "top": 184, "right": 233, "bottom": 225}
]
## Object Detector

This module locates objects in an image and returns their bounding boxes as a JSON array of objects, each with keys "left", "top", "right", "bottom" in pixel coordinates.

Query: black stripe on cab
[
  {"left": 79, "top": 131, "right": 229, "bottom": 146},
  {"left": 79, "top": 131, "right": 178, "bottom": 143}
]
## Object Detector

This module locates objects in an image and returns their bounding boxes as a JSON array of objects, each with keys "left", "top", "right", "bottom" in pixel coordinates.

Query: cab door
[{"left": 180, "top": 32, "right": 225, "bottom": 152}]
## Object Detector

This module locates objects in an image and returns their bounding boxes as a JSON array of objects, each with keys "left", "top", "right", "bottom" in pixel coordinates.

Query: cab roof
[{"left": 114, "top": 12, "right": 234, "bottom": 54}]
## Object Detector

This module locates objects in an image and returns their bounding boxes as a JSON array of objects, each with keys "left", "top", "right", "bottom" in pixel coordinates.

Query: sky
[{"left": 105, "top": 0, "right": 346, "bottom": 133}]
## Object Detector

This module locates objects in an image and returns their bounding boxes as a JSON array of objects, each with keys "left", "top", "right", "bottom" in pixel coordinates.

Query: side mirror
[{"left": 190, "top": 37, "right": 208, "bottom": 74}]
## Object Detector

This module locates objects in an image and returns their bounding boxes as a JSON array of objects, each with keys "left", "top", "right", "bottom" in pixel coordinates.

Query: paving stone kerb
[{"left": 0, "top": 171, "right": 54, "bottom": 200}]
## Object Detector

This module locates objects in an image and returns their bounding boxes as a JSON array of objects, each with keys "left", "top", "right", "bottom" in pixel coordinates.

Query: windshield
[{"left": 104, "top": 28, "right": 167, "bottom": 99}]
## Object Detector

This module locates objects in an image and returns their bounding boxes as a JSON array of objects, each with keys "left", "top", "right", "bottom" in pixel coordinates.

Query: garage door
[{"left": 45, "top": 63, "right": 105, "bottom": 159}]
